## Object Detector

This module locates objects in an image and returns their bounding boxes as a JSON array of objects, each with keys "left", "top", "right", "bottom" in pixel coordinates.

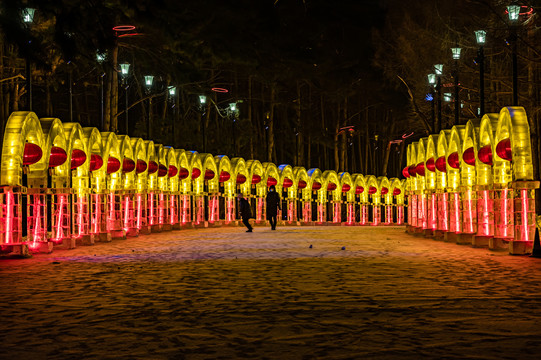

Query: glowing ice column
[
  {"left": 72, "top": 191, "right": 91, "bottom": 243},
  {"left": 287, "top": 199, "right": 296, "bottom": 222},
  {"left": 135, "top": 193, "right": 149, "bottom": 234},
  {"left": 0, "top": 187, "right": 22, "bottom": 245},
  {"left": 509, "top": 181, "right": 540, "bottom": 254},
  {"left": 360, "top": 203, "right": 368, "bottom": 225},
  {"left": 180, "top": 194, "right": 191, "bottom": 224},
  {"left": 346, "top": 203, "right": 355, "bottom": 224},
  {"left": 384, "top": 205, "right": 393, "bottom": 225},
  {"left": 493, "top": 185, "right": 513, "bottom": 241},
  {"left": 475, "top": 187, "right": 493, "bottom": 238},
  {"left": 302, "top": 201, "right": 311, "bottom": 223},
  {"left": 459, "top": 187, "right": 477, "bottom": 242},
  {"left": 396, "top": 205, "right": 404, "bottom": 225},
  {"left": 108, "top": 191, "right": 125, "bottom": 239},
  {"left": 372, "top": 205, "right": 381, "bottom": 226},
  {"left": 256, "top": 197, "right": 264, "bottom": 222},
  {"left": 226, "top": 197, "right": 235, "bottom": 223},
  {"left": 170, "top": 193, "right": 178, "bottom": 228},
  {"left": 27, "top": 190, "right": 47, "bottom": 244},
  {"left": 123, "top": 191, "right": 138, "bottom": 237},
  {"left": 193, "top": 195, "right": 205, "bottom": 225},
  {"left": 448, "top": 192, "right": 461, "bottom": 235},
  {"left": 333, "top": 202, "right": 341, "bottom": 223},
  {"left": 436, "top": 191, "right": 449, "bottom": 233},
  {"left": 158, "top": 191, "right": 171, "bottom": 231},
  {"left": 91, "top": 193, "right": 109, "bottom": 241},
  {"left": 417, "top": 192, "right": 427, "bottom": 230},
  {"left": 426, "top": 192, "right": 437, "bottom": 231},
  {"left": 409, "top": 193, "right": 418, "bottom": 228},
  {"left": 208, "top": 195, "right": 220, "bottom": 223},
  {"left": 317, "top": 203, "right": 326, "bottom": 223},
  {"left": 51, "top": 191, "right": 72, "bottom": 243}
]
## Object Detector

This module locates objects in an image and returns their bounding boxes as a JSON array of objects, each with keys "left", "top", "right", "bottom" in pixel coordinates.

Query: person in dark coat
[
  {"left": 266, "top": 184, "right": 281, "bottom": 230},
  {"left": 238, "top": 193, "right": 253, "bottom": 232}
]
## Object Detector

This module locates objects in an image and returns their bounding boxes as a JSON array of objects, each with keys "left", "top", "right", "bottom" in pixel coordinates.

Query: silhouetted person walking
[
  {"left": 266, "top": 184, "right": 281, "bottom": 230},
  {"left": 238, "top": 194, "right": 253, "bottom": 232}
]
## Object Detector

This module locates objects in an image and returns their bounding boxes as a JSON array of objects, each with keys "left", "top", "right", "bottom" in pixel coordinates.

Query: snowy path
[{"left": 2, "top": 226, "right": 541, "bottom": 359}]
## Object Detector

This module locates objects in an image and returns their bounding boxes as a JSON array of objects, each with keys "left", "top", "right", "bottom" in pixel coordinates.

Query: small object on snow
[
  {"left": 309, "top": 244, "right": 313, "bottom": 249},
  {"left": 52, "top": 261, "right": 60, "bottom": 264},
  {"left": 341, "top": 246, "right": 346, "bottom": 250},
  {"left": 132, "top": 249, "right": 135, "bottom": 252}
]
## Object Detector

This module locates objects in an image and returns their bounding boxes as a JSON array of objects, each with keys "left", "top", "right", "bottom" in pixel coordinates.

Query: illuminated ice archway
[
  {"left": 129, "top": 137, "right": 148, "bottom": 233},
  {"left": 293, "top": 166, "right": 310, "bottom": 222},
  {"left": 339, "top": 172, "right": 355, "bottom": 224},
  {"left": 175, "top": 149, "right": 192, "bottom": 225},
  {"left": 434, "top": 129, "right": 451, "bottom": 233},
  {"left": 378, "top": 176, "right": 392, "bottom": 225},
  {"left": 215, "top": 155, "right": 233, "bottom": 223},
  {"left": 390, "top": 177, "right": 405, "bottom": 225},
  {"left": 352, "top": 174, "right": 368, "bottom": 225},
  {"left": 278, "top": 164, "right": 296, "bottom": 223},
  {"left": 246, "top": 159, "right": 265, "bottom": 221},
  {"left": 322, "top": 170, "right": 340, "bottom": 223},
  {"left": 263, "top": 162, "right": 280, "bottom": 193},
  {"left": 365, "top": 175, "right": 380, "bottom": 226},
  {"left": 231, "top": 157, "right": 250, "bottom": 197},
  {"left": 101, "top": 132, "right": 125, "bottom": 239},
  {"left": 446, "top": 125, "right": 466, "bottom": 235},
  {"left": 307, "top": 168, "right": 325, "bottom": 223},
  {"left": 477, "top": 114, "right": 499, "bottom": 186}
]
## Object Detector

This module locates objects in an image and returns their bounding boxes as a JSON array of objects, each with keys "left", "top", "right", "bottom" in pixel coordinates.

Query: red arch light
[
  {"left": 342, "top": 184, "right": 351, "bottom": 192},
  {"left": 148, "top": 161, "right": 158, "bottom": 174},
  {"left": 312, "top": 181, "right": 322, "bottom": 191},
  {"left": 192, "top": 168, "right": 201, "bottom": 179},
  {"left": 219, "top": 171, "right": 231, "bottom": 182},
  {"left": 70, "top": 149, "right": 86, "bottom": 169},
  {"left": 204, "top": 169, "right": 215, "bottom": 180},
  {"left": 478, "top": 145, "right": 493, "bottom": 166},
  {"left": 168, "top": 165, "right": 178, "bottom": 178},
  {"left": 283, "top": 178, "right": 293, "bottom": 188},
  {"left": 122, "top": 158, "right": 135, "bottom": 173},
  {"left": 402, "top": 167, "right": 410, "bottom": 178},
  {"left": 393, "top": 188, "right": 401, "bottom": 196},
  {"left": 49, "top": 146, "right": 68, "bottom": 168},
  {"left": 236, "top": 174, "right": 247, "bottom": 184},
  {"left": 416, "top": 162, "right": 425, "bottom": 177},
  {"left": 251, "top": 174, "right": 261, "bottom": 184},
  {"left": 463, "top": 147, "right": 476, "bottom": 166},
  {"left": 426, "top": 157, "right": 436, "bottom": 172},
  {"left": 90, "top": 154, "right": 103, "bottom": 171},
  {"left": 368, "top": 186, "right": 377, "bottom": 195},
  {"left": 327, "top": 182, "right": 337, "bottom": 191},
  {"left": 447, "top": 152, "right": 460, "bottom": 169},
  {"left": 107, "top": 156, "right": 121, "bottom": 174},
  {"left": 298, "top": 180, "right": 307, "bottom": 189},
  {"left": 408, "top": 165, "right": 417, "bottom": 177},
  {"left": 136, "top": 160, "right": 147, "bottom": 174},
  {"left": 267, "top": 177, "right": 278, "bottom": 187},
  {"left": 158, "top": 164, "right": 168, "bottom": 177},
  {"left": 496, "top": 138, "right": 512, "bottom": 161},
  {"left": 178, "top": 167, "right": 189, "bottom": 179},
  {"left": 435, "top": 156, "right": 447, "bottom": 172},
  {"left": 23, "top": 143, "right": 43, "bottom": 166},
  {"left": 356, "top": 186, "right": 364, "bottom": 194},
  {"left": 381, "top": 187, "right": 389, "bottom": 195}
]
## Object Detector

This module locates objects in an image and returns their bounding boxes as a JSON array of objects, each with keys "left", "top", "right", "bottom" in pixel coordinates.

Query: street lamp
[
  {"left": 168, "top": 86, "right": 177, "bottom": 146},
  {"left": 97, "top": 52, "right": 106, "bottom": 130},
  {"left": 229, "top": 102, "right": 238, "bottom": 156},
  {"left": 507, "top": 4, "right": 520, "bottom": 105},
  {"left": 120, "top": 63, "right": 130, "bottom": 135},
  {"left": 199, "top": 95, "right": 207, "bottom": 152},
  {"left": 144, "top": 75, "right": 154, "bottom": 139},
  {"left": 22, "top": 8, "right": 35, "bottom": 111},
  {"left": 434, "top": 64, "right": 443, "bottom": 132},
  {"left": 444, "top": 93, "right": 452, "bottom": 102},
  {"left": 475, "top": 30, "right": 487, "bottom": 116},
  {"left": 451, "top": 47, "right": 461, "bottom": 125},
  {"left": 427, "top": 74, "right": 436, "bottom": 132}
]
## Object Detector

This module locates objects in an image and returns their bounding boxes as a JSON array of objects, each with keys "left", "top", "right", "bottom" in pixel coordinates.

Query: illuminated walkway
[{"left": 2, "top": 226, "right": 541, "bottom": 359}]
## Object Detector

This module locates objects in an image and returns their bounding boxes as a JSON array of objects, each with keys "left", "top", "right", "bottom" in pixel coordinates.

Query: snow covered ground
[{"left": 2, "top": 225, "right": 541, "bottom": 359}]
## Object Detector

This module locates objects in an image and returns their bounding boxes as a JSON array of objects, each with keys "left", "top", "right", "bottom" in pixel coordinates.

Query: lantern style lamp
[
  {"left": 444, "top": 93, "right": 452, "bottom": 102},
  {"left": 475, "top": 30, "right": 487, "bottom": 45},
  {"left": 22, "top": 8, "right": 35, "bottom": 23},
  {"left": 229, "top": 102, "right": 237, "bottom": 112},
  {"left": 428, "top": 73, "right": 436, "bottom": 85},
  {"left": 120, "top": 63, "right": 130, "bottom": 78},
  {"left": 507, "top": 4, "right": 521, "bottom": 21},
  {"left": 451, "top": 47, "right": 462, "bottom": 60},
  {"left": 199, "top": 95, "right": 207, "bottom": 105},
  {"left": 96, "top": 53, "right": 106, "bottom": 64},
  {"left": 434, "top": 64, "right": 443, "bottom": 75},
  {"left": 144, "top": 75, "right": 154, "bottom": 88}
]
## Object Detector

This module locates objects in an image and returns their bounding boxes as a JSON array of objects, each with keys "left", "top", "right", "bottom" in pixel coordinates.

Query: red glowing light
[
  {"left": 211, "top": 87, "right": 229, "bottom": 93},
  {"left": 252, "top": 174, "right": 261, "bottom": 184},
  {"left": 192, "top": 168, "right": 201, "bottom": 179},
  {"left": 381, "top": 187, "right": 389, "bottom": 195},
  {"left": 426, "top": 157, "right": 436, "bottom": 172},
  {"left": 267, "top": 177, "right": 278, "bottom": 187},
  {"left": 435, "top": 156, "right": 447, "bottom": 172},
  {"left": 122, "top": 158, "right": 136, "bottom": 173},
  {"left": 416, "top": 162, "right": 426, "bottom": 177},
  {"left": 504, "top": 6, "right": 534, "bottom": 16},
  {"left": 23, "top": 143, "right": 42, "bottom": 166},
  {"left": 49, "top": 146, "right": 68, "bottom": 168},
  {"left": 447, "top": 152, "right": 460, "bottom": 169},
  {"left": 393, "top": 188, "right": 401, "bottom": 196},
  {"left": 402, "top": 167, "right": 410, "bottom": 178},
  {"left": 408, "top": 165, "right": 417, "bottom": 177},
  {"left": 312, "top": 182, "right": 322, "bottom": 191},
  {"left": 236, "top": 174, "right": 247, "bottom": 184},
  {"left": 157, "top": 164, "right": 167, "bottom": 177},
  {"left": 219, "top": 171, "right": 230, "bottom": 182},
  {"left": 283, "top": 178, "right": 293, "bottom": 188},
  {"left": 107, "top": 156, "right": 121, "bottom": 174},
  {"left": 113, "top": 25, "right": 136, "bottom": 32},
  {"left": 90, "top": 154, "right": 103, "bottom": 171},
  {"left": 327, "top": 182, "right": 337, "bottom": 191},
  {"left": 168, "top": 165, "right": 178, "bottom": 178},
  {"left": 368, "top": 186, "right": 377, "bottom": 195},
  {"left": 298, "top": 180, "right": 307, "bottom": 189},
  {"left": 148, "top": 161, "right": 158, "bottom": 174},
  {"left": 118, "top": 33, "right": 143, "bottom": 38},
  {"left": 478, "top": 145, "right": 493, "bottom": 166},
  {"left": 463, "top": 147, "right": 476, "bottom": 166},
  {"left": 178, "top": 167, "right": 189, "bottom": 179},
  {"left": 496, "top": 138, "right": 512, "bottom": 161},
  {"left": 70, "top": 149, "right": 86, "bottom": 169},
  {"left": 342, "top": 184, "right": 351, "bottom": 192},
  {"left": 136, "top": 160, "right": 147, "bottom": 174},
  {"left": 356, "top": 186, "right": 364, "bottom": 194},
  {"left": 204, "top": 169, "right": 215, "bottom": 180}
]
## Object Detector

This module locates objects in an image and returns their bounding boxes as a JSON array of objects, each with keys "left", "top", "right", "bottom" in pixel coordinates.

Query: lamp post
[
  {"left": 507, "top": 4, "right": 520, "bottom": 105},
  {"left": 475, "top": 30, "right": 486, "bottom": 116},
  {"left": 22, "top": 8, "right": 35, "bottom": 111},
  {"left": 144, "top": 75, "right": 154, "bottom": 139},
  {"left": 96, "top": 53, "right": 106, "bottom": 130},
  {"left": 120, "top": 63, "right": 130, "bottom": 135},
  {"left": 168, "top": 86, "right": 177, "bottom": 146},
  {"left": 434, "top": 64, "right": 443, "bottom": 132},
  {"left": 451, "top": 47, "right": 462, "bottom": 125},
  {"left": 428, "top": 73, "right": 437, "bottom": 133},
  {"left": 199, "top": 95, "right": 207, "bottom": 152},
  {"left": 229, "top": 102, "right": 238, "bottom": 157}
]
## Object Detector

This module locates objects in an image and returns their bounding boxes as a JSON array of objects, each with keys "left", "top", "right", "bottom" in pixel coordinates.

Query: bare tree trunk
[
  {"left": 109, "top": 45, "right": 119, "bottom": 132},
  {"left": 340, "top": 97, "right": 348, "bottom": 172},
  {"left": 364, "top": 108, "right": 369, "bottom": 174},
  {"left": 333, "top": 102, "right": 340, "bottom": 171},
  {"left": 104, "top": 66, "right": 112, "bottom": 131},
  {"left": 295, "top": 81, "right": 304, "bottom": 166},
  {"left": 268, "top": 84, "right": 276, "bottom": 163},
  {"left": 248, "top": 75, "right": 254, "bottom": 159},
  {"left": 307, "top": 134, "right": 311, "bottom": 169},
  {"left": 320, "top": 94, "right": 326, "bottom": 170}
]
